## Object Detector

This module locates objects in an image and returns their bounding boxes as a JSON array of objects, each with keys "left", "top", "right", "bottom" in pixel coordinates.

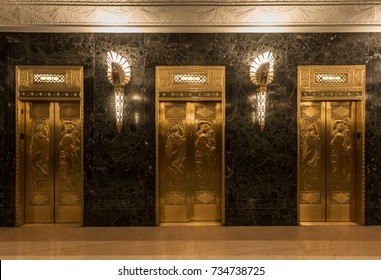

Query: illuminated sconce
[
  {"left": 250, "top": 51, "right": 274, "bottom": 133},
  {"left": 107, "top": 50, "right": 131, "bottom": 133}
]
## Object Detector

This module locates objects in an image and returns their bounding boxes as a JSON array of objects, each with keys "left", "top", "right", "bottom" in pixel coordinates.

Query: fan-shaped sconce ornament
[
  {"left": 107, "top": 50, "right": 131, "bottom": 133},
  {"left": 250, "top": 51, "right": 274, "bottom": 133}
]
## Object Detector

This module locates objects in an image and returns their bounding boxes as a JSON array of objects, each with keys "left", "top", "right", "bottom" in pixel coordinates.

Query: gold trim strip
[
  {"left": 18, "top": 97, "right": 81, "bottom": 102},
  {"left": 159, "top": 91, "right": 222, "bottom": 99},
  {"left": 301, "top": 91, "right": 363, "bottom": 98},
  {"left": 5, "top": 25, "right": 381, "bottom": 33}
]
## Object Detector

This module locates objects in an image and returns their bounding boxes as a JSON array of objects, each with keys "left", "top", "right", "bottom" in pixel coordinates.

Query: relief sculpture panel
[
  {"left": 300, "top": 104, "right": 322, "bottom": 204},
  {"left": 165, "top": 121, "right": 186, "bottom": 192},
  {"left": 195, "top": 120, "right": 216, "bottom": 191},
  {"left": 163, "top": 104, "right": 187, "bottom": 207},
  {"left": 194, "top": 104, "right": 218, "bottom": 206},
  {"left": 29, "top": 120, "right": 50, "bottom": 205},
  {"left": 27, "top": 102, "right": 52, "bottom": 209},
  {"left": 59, "top": 120, "right": 81, "bottom": 205},
  {"left": 329, "top": 104, "right": 353, "bottom": 205}
]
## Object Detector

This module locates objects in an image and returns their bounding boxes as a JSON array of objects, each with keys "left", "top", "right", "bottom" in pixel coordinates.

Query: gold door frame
[
  {"left": 15, "top": 65, "right": 84, "bottom": 226},
  {"left": 297, "top": 65, "right": 366, "bottom": 224},
  {"left": 155, "top": 66, "right": 226, "bottom": 225}
]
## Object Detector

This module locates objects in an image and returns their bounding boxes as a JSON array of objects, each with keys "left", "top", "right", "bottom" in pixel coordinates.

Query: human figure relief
[
  {"left": 165, "top": 122, "right": 186, "bottom": 191},
  {"left": 59, "top": 121, "right": 80, "bottom": 193},
  {"left": 301, "top": 121, "right": 320, "bottom": 170},
  {"left": 195, "top": 121, "right": 216, "bottom": 191},
  {"left": 30, "top": 121, "right": 50, "bottom": 192},
  {"left": 331, "top": 119, "right": 351, "bottom": 181},
  {"left": 301, "top": 121, "right": 321, "bottom": 192}
]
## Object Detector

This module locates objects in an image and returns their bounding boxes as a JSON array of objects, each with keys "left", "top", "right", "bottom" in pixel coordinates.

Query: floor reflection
[{"left": 1, "top": 224, "right": 381, "bottom": 259}]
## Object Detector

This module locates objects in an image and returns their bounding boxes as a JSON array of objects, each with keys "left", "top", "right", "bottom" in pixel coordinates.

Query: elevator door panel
[
  {"left": 25, "top": 101, "right": 81, "bottom": 223},
  {"left": 159, "top": 102, "right": 222, "bottom": 222},
  {"left": 299, "top": 101, "right": 356, "bottom": 222}
]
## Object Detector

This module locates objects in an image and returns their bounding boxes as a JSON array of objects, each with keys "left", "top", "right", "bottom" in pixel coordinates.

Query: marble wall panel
[
  {"left": 1, "top": 32, "right": 381, "bottom": 226},
  {"left": 0, "top": 34, "right": 16, "bottom": 226},
  {"left": 365, "top": 57, "right": 381, "bottom": 225},
  {"left": 83, "top": 34, "right": 156, "bottom": 226}
]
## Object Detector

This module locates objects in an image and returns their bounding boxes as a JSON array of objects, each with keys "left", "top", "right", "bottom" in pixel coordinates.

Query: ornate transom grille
[
  {"left": 315, "top": 73, "right": 348, "bottom": 83},
  {"left": 173, "top": 73, "right": 208, "bottom": 84},
  {"left": 33, "top": 73, "right": 66, "bottom": 83}
]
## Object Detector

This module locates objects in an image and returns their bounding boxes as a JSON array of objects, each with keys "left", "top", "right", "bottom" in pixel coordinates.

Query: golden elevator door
[
  {"left": 25, "top": 101, "right": 82, "bottom": 223},
  {"left": 159, "top": 102, "right": 222, "bottom": 222},
  {"left": 300, "top": 101, "right": 356, "bottom": 222}
]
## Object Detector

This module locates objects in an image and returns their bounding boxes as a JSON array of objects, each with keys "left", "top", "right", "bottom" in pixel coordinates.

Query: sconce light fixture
[
  {"left": 107, "top": 50, "right": 131, "bottom": 133},
  {"left": 250, "top": 51, "right": 274, "bottom": 133}
]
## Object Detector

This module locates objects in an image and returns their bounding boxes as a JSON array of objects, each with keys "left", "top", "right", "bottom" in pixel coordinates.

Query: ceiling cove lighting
[
  {"left": 107, "top": 50, "right": 131, "bottom": 134},
  {"left": 250, "top": 51, "right": 274, "bottom": 133}
]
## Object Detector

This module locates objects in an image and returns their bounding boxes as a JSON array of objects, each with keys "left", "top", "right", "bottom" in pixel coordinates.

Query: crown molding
[
  {"left": 1, "top": 3, "right": 381, "bottom": 32},
  {"left": 2, "top": 0, "right": 381, "bottom": 5}
]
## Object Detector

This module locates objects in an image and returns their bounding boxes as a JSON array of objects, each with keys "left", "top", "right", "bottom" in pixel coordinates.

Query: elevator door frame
[
  {"left": 297, "top": 65, "right": 366, "bottom": 225},
  {"left": 15, "top": 65, "right": 84, "bottom": 226},
  {"left": 155, "top": 66, "right": 226, "bottom": 225}
]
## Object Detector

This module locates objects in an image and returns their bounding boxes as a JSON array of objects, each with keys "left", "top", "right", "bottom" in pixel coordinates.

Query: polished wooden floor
[{"left": 1, "top": 224, "right": 381, "bottom": 259}]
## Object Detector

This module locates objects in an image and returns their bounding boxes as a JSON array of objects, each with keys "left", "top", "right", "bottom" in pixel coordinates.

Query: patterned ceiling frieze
[
  {"left": 1, "top": 2, "right": 381, "bottom": 32},
  {"left": 2, "top": 0, "right": 380, "bottom": 5}
]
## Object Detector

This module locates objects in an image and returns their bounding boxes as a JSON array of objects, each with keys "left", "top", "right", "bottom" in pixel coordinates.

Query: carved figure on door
[
  {"left": 59, "top": 121, "right": 80, "bottom": 192},
  {"left": 301, "top": 121, "right": 320, "bottom": 191},
  {"left": 331, "top": 119, "right": 351, "bottom": 181},
  {"left": 30, "top": 121, "right": 50, "bottom": 192},
  {"left": 165, "top": 122, "right": 186, "bottom": 191},
  {"left": 195, "top": 121, "right": 216, "bottom": 191}
]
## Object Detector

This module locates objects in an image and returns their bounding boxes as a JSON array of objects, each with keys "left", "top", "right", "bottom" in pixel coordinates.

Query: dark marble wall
[
  {"left": 1, "top": 32, "right": 381, "bottom": 226},
  {"left": 365, "top": 54, "right": 381, "bottom": 225},
  {"left": 0, "top": 35, "right": 16, "bottom": 226}
]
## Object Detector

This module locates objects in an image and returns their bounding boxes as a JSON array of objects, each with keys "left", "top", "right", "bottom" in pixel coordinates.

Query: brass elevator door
[
  {"left": 25, "top": 101, "right": 82, "bottom": 223},
  {"left": 299, "top": 101, "right": 357, "bottom": 222},
  {"left": 159, "top": 102, "right": 222, "bottom": 222}
]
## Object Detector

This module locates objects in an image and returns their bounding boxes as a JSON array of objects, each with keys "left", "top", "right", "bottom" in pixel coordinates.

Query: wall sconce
[
  {"left": 107, "top": 50, "right": 131, "bottom": 133},
  {"left": 250, "top": 51, "right": 274, "bottom": 133}
]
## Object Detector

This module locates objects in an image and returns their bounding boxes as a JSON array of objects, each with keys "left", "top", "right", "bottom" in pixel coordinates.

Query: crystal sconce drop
[
  {"left": 250, "top": 51, "right": 274, "bottom": 133},
  {"left": 107, "top": 50, "right": 131, "bottom": 133}
]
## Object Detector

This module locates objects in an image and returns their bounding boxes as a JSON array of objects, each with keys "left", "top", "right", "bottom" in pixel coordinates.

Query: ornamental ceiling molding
[
  {"left": 1, "top": 1, "right": 381, "bottom": 32},
  {"left": 3, "top": 0, "right": 381, "bottom": 5}
]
